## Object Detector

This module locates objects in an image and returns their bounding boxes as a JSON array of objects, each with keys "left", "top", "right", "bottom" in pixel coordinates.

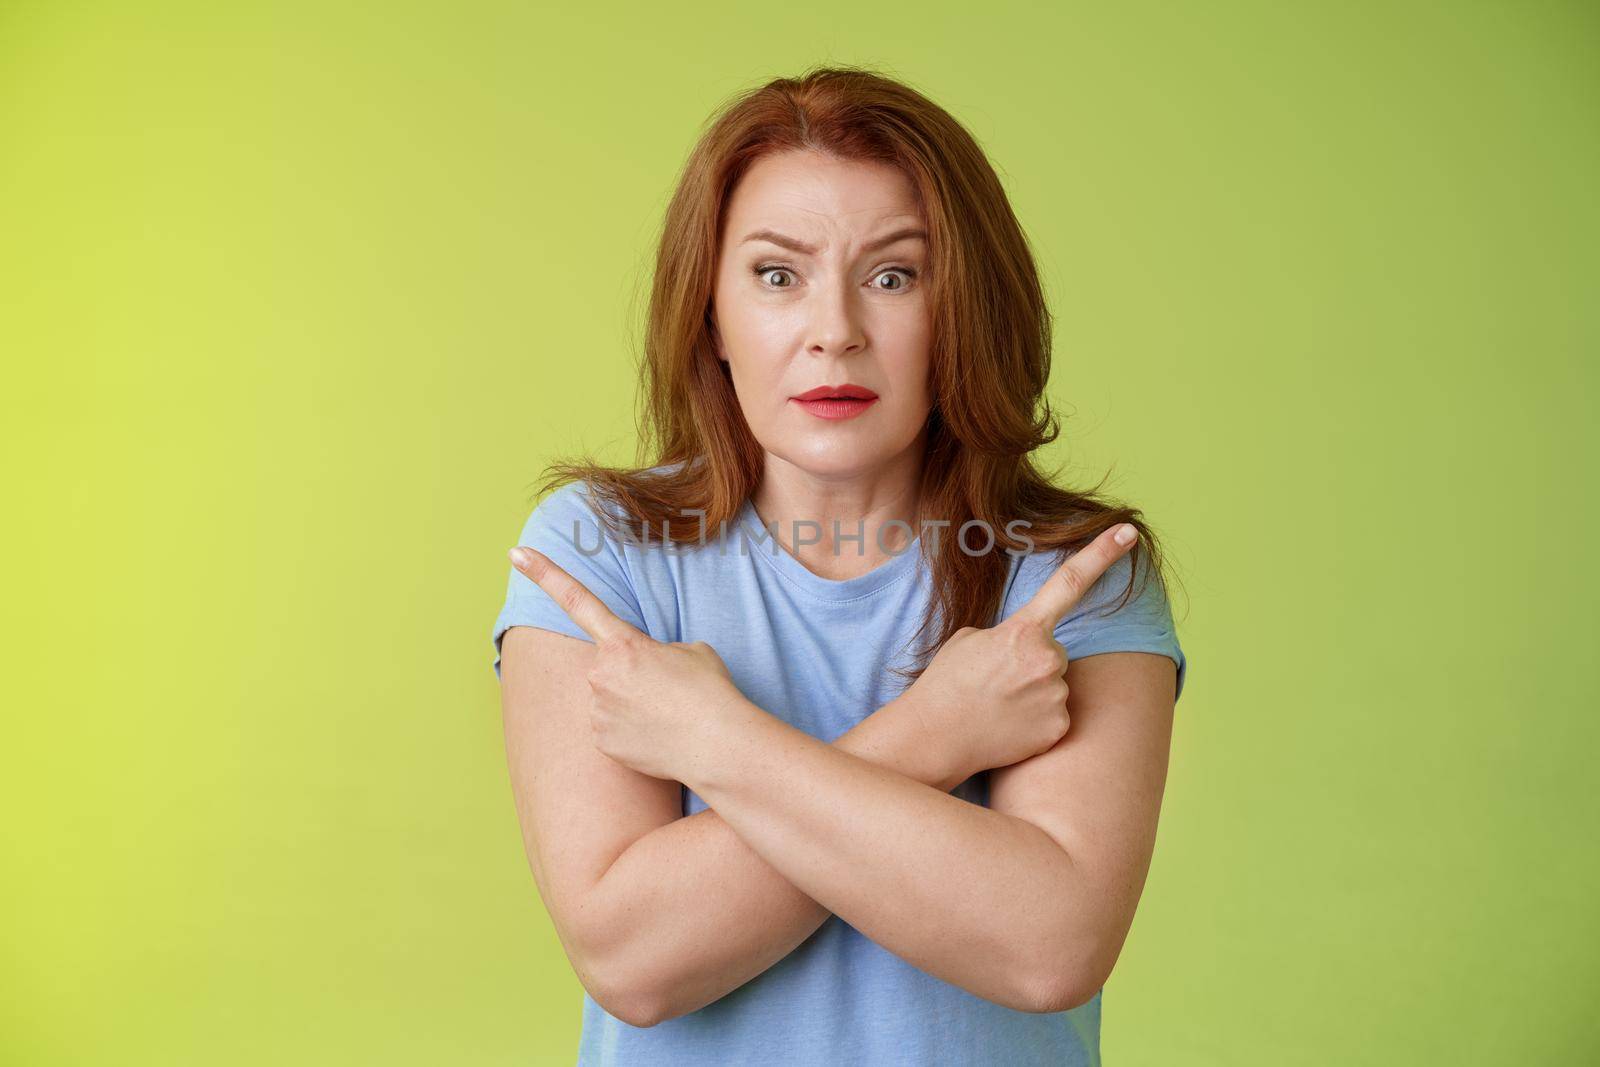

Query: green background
[{"left": 3, "top": 1, "right": 1595, "bottom": 1063}]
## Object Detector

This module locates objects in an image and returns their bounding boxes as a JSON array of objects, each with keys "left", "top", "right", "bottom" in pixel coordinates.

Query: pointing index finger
[
  {"left": 508, "top": 546, "right": 645, "bottom": 646},
  {"left": 1012, "top": 523, "right": 1139, "bottom": 631}
]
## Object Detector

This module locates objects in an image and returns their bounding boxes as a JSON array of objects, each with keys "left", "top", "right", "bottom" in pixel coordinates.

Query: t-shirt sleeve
[
  {"left": 1058, "top": 548, "right": 1187, "bottom": 702},
  {"left": 490, "top": 480, "right": 649, "bottom": 680},
  {"left": 1011, "top": 546, "right": 1188, "bottom": 703}
]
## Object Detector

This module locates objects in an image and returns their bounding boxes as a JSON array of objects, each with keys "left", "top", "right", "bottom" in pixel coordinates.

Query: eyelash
[{"left": 751, "top": 263, "right": 919, "bottom": 293}]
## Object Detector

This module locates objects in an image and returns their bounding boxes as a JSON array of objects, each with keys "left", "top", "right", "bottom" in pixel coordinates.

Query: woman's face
[{"left": 711, "top": 149, "right": 934, "bottom": 482}]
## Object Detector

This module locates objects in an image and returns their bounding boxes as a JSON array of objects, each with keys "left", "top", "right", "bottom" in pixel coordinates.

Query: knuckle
[
  {"left": 1022, "top": 638, "right": 1058, "bottom": 675},
  {"left": 1002, "top": 623, "right": 1033, "bottom": 650},
  {"left": 1054, "top": 569, "right": 1086, "bottom": 599}
]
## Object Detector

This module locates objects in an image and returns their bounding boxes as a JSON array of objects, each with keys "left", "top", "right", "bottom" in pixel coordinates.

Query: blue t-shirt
[{"left": 491, "top": 475, "right": 1186, "bottom": 1066}]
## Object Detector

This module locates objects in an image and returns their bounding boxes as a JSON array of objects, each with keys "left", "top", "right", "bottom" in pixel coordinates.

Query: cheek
[
  {"left": 717, "top": 310, "right": 794, "bottom": 388},
  {"left": 713, "top": 293, "right": 764, "bottom": 357},
  {"left": 884, "top": 343, "right": 934, "bottom": 408},
  {"left": 714, "top": 333, "right": 787, "bottom": 429}
]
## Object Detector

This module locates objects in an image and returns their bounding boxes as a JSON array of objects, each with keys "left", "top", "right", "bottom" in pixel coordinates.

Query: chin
[{"left": 773, "top": 442, "right": 896, "bottom": 479}]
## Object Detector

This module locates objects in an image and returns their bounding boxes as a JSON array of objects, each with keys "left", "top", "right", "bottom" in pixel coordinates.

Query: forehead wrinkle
[{"left": 735, "top": 208, "right": 928, "bottom": 257}]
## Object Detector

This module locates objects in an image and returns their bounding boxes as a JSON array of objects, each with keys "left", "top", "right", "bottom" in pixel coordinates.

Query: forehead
[{"left": 723, "top": 150, "right": 923, "bottom": 238}]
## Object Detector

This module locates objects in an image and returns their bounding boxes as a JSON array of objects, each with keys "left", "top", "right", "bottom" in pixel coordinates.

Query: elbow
[
  {"left": 1023, "top": 968, "right": 1106, "bottom": 1015},
  {"left": 568, "top": 926, "right": 671, "bottom": 1029},
  {"left": 584, "top": 969, "right": 670, "bottom": 1029},
  {"left": 579, "top": 935, "right": 686, "bottom": 1029},
  {"left": 551, "top": 900, "right": 672, "bottom": 1028},
  {"left": 1017, "top": 929, "right": 1121, "bottom": 1015},
  {"left": 605, "top": 994, "right": 668, "bottom": 1030}
]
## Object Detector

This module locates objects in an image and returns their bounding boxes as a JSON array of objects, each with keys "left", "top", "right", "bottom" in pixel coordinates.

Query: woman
[{"left": 491, "top": 66, "right": 1187, "bottom": 1066}]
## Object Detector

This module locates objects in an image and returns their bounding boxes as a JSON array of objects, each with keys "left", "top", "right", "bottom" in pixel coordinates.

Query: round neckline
[{"left": 736, "top": 499, "right": 922, "bottom": 601}]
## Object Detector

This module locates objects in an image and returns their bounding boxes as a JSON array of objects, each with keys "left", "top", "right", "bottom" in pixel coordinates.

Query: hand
[
  {"left": 902, "top": 523, "right": 1140, "bottom": 781},
  {"left": 508, "top": 546, "right": 750, "bottom": 782}
]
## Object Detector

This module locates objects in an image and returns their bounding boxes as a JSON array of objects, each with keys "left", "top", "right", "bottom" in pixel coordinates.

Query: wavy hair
[{"left": 534, "top": 63, "right": 1183, "bottom": 685}]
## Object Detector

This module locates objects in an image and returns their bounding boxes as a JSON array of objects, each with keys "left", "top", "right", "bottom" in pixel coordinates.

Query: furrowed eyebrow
[{"left": 739, "top": 226, "right": 928, "bottom": 256}]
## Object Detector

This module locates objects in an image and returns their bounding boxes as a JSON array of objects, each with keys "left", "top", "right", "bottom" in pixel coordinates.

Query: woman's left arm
[{"left": 684, "top": 649, "right": 1176, "bottom": 1014}]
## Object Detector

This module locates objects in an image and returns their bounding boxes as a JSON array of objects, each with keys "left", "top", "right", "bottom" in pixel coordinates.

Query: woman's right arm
[{"left": 498, "top": 624, "right": 967, "bottom": 1028}]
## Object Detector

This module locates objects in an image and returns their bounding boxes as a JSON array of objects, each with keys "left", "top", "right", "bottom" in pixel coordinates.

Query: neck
[{"left": 751, "top": 436, "right": 927, "bottom": 577}]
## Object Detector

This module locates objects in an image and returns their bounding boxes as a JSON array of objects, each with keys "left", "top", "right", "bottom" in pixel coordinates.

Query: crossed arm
[{"left": 498, "top": 624, "right": 1176, "bottom": 1029}]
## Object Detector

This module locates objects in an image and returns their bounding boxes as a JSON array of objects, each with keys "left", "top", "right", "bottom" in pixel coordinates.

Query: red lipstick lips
[
  {"left": 791, "top": 384, "right": 879, "bottom": 421},
  {"left": 792, "top": 384, "right": 879, "bottom": 401}
]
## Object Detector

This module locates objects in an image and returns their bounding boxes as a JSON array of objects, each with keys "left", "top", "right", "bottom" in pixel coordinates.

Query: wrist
[
  {"left": 678, "top": 691, "right": 776, "bottom": 798},
  {"left": 841, "top": 691, "right": 968, "bottom": 792}
]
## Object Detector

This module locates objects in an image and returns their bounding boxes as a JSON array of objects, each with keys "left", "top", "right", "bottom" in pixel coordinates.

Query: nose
[{"left": 805, "top": 278, "right": 866, "bottom": 359}]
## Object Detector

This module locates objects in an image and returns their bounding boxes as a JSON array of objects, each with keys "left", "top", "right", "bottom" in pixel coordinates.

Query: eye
[
  {"left": 753, "top": 264, "right": 796, "bottom": 289},
  {"left": 872, "top": 266, "right": 918, "bottom": 292},
  {"left": 750, "top": 263, "right": 920, "bottom": 292}
]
